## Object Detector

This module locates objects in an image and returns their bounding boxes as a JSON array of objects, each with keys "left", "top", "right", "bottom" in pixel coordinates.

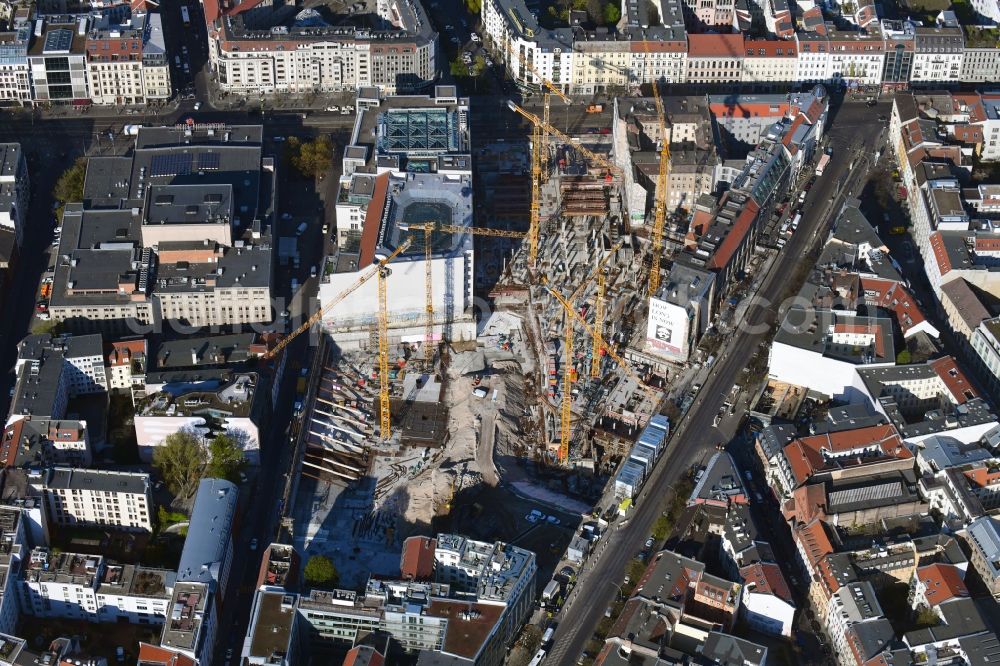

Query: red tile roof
[
  {"left": 105, "top": 338, "right": 146, "bottom": 367},
  {"left": 688, "top": 34, "right": 745, "bottom": 58},
  {"left": 795, "top": 518, "right": 834, "bottom": 568},
  {"left": 400, "top": 536, "right": 437, "bottom": 581},
  {"left": 359, "top": 173, "right": 390, "bottom": 268},
  {"left": 343, "top": 646, "right": 385, "bottom": 666},
  {"left": 782, "top": 424, "right": 908, "bottom": 487},
  {"left": 917, "top": 563, "right": 968, "bottom": 607},
  {"left": 859, "top": 277, "right": 928, "bottom": 336},
  {"left": 975, "top": 237, "right": 1000, "bottom": 253},
  {"left": 928, "top": 356, "right": 977, "bottom": 403},
  {"left": 964, "top": 465, "right": 1000, "bottom": 489},
  {"left": 954, "top": 94, "right": 987, "bottom": 123},
  {"left": 740, "top": 562, "right": 794, "bottom": 603},
  {"left": 1, "top": 420, "right": 24, "bottom": 468},
  {"left": 929, "top": 232, "right": 952, "bottom": 275},
  {"left": 744, "top": 40, "right": 797, "bottom": 57},
  {"left": 952, "top": 125, "right": 983, "bottom": 144},
  {"left": 708, "top": 199, "right": 759, "bottom": 271},
  {"left": 136, "top": 644, "right": 196, "bottom": 666}
]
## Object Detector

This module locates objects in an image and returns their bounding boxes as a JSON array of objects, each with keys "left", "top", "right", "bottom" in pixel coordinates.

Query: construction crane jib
[
  {"left": 400, "top": 222, "right": 527, "bottom": 366},
  {"left": 645, "top": 40, "right": 671, "bottom": 297},
  {"left": 262, "top": 238, "right": 413, "bottom": 361}
]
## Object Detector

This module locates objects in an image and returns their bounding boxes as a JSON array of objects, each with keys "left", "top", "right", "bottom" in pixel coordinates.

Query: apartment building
[
  {"left": 911, "top": 25, "right": 964, "bottom": 85},
  {"left": 176, "top": 479, "right": 238, "bottom": 600},
  {"left": 826, "top": 30, "right": 886, "bottom": 87},
  {"left": 686, "top": 34, "right": 744, "bottom": 88},
  {"left": 85, "top": 10, "right": 170, "bottom": 105},
  {"left": 964, "top": 516, "right": 1000, "bottom": 597},
  {"left": 0, "top": 144, "right": 27, "bottom": 249},
  {"left": 28, "top": 19, "right": 89, "bottom": 103},
  {"left": 8, "top": 333, "right": 107, "bottom": 428},
  {"left": 971, "top": 317, "right": 1000, "bottom": 396},
  {"left": 20, "top": 548, "right": 173, "bottom": 624},
  {"left": 0, "top": 508, "right": 26, "bottom": 636},
  {"left": 204, "top": 0, "right": 435, "bottom": 96},
  {"left": 0, "top": 19, "right": 32, "bottom": 105},
  {"left": 34, "top": 467, "right": 152, "bottom": 532},
  {"left": 134, "top": 372, "right": 264, "bottom": 463},
  {"left": 48, "top": 125, "right": 276, "bottom": 333},
  {"left": 881, "top": 20, "right": 915, "bottom": 90},
  {"left": 104, "top": 338, "right": 147, "bottom": 401},
  {"left": 742, "top": 39, "right": 798, "bottom": 89},
  {"left": 961, "top": 44, "right": 1000, "bottom": 83},
  {"left": 159, "top": 581, "right": 217, "bottom": 666}
]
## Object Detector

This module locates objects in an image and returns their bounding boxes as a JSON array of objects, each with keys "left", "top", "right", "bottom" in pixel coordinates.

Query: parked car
[
  {"left": 193, "top": 102, "right": 201, "bottom": 110},
  {"left": 645, "top": 537, "right": 655, "bottom": 549},
  {"left": 249, "top": 538, "right": 258, "bottom": 550}
]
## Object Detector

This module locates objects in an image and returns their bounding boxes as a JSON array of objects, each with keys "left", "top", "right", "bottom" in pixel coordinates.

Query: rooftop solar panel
[
  {"left": 198, "top": 153, "right": 221, "bottom": 171},
  {"left": 150, "top": 154, "right": 193, "bottom": 177}
]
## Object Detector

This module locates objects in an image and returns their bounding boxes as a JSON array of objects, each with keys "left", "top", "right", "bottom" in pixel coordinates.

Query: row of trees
[{"left": 152, "top": 431, "right": 247, "bottom": 498}]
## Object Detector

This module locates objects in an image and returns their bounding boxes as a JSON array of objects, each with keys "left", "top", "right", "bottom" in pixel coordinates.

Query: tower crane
[
  {"left": 645, "top": 43, "right": 671, "bottom": 297},
  {"left": 508, "top": 100, "right": 622, "bottom": 269},
  {"left": 544, "top": 280, "right": 661, "bottom": 403},
  {"left": 400, "top": 222, "right": 527, "bottom": 366},
  {"left": 508, "top": 101, "right": 623, "bottom": 179},
  {"left": 262, "top": 239, "right": 412, "bottom": 362},
  {"left": 261, "top": 239, "right": 411, "bottom": 442},
  {"left": 504, "top": 45, "right": 572, "bottom": 179},
  {"left": 550, "top": 240, "right": 624, "bottom": 462}
]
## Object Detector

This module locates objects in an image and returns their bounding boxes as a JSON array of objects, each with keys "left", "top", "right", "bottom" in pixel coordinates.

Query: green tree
[
  {"left": 286, "top": 135, "right": 333, "bottom": 178},
  {"left": 205, "top": 434, "right": 246, "bottom": 482},
  {"left": 471, "top": 54, "right": 487, "bottom": 77},
  {"left": 31, "top": 319, "right": 64, "bottom": 336},
  {"left": 53, "top": 157, "right": 87, "bottom": 221},
  {"left": 304, "top": 555, "right": 340, "bottom": 589},
  {"left": 603, "top": 2, "right": 621, "bottom": 24},
  {"left": 465, "top": 0, "right": 482, "bottom": 12},
  {"left": 450, "top": 56, "right": 468, "bottom": 77},
  {"left": 896, "top": 349, "right": 912, "bottom": 365},
  {"left": 152, "top": 431, "right": 206, "bottom": 497},
  {"left": 651, "top": 514, "right": 671, "bottom": 541}
]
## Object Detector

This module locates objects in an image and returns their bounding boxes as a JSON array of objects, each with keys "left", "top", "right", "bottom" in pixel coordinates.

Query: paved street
[{"left": 545, "top": 98, "right": 889, "bottom": 666}]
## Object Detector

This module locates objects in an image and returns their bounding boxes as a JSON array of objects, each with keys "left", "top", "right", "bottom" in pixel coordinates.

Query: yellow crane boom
[
  {"left": 378, "top": 264, "right": 391, "bottom": 439},
  {"left": 507, "top": 101, "right": 623, "bottom": 178},
  {"left": 401, "top": 222, "right": 527, "bottom": 365},
  {"left": 544, "top": 282, "right": 661, "bottom": 402},
  {"left": 503, "top": 44, "right": 571, "bottom": 179},
  {"left": 646, "top": 44, "right": 671, "bottom": 297},
  {"left": 262, "top": 239, "right": 412, "bottom": 361},
  {"left": 552, "top": 240, "right": 623, "bottom": 462}
]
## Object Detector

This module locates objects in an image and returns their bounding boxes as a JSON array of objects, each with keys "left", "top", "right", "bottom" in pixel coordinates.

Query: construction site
[
  {"left": 261, "top": 77, "right": 678, "bottom": 588},
  {"left": 275, "top": 79, "right": 829, "bottom": 588}
]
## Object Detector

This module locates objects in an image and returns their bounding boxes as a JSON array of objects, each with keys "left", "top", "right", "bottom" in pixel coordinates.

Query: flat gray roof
[{"left": 46, "top": 467, "right": 149, "bottom": 495}]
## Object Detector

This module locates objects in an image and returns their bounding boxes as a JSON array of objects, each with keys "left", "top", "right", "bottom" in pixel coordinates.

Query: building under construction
[{"left": 319, "top": 86, "right": 479, "bottom": 351}]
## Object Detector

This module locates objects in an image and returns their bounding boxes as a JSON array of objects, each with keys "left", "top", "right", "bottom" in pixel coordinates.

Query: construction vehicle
[
  {"left": 263, "top": 239, "right": 412, "bottom": 441},
  {"left": 400, "top": 222, "right": 527, "bottom": 366},
  {"left": 587, "top": 104, "right": 603, "bottom": 113},
  {"left": 645, "top": 42, "right": 671, "bottom": 297}
]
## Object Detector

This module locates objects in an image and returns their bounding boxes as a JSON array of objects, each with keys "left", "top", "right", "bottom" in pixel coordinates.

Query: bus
[{"left": 180, "top": 5, "right": 190, "bottom": 26}]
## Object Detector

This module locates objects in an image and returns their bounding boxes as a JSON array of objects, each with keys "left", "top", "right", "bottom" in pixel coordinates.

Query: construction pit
[{"left": 289, "top": 132, "right": 675, "bottom": 588}]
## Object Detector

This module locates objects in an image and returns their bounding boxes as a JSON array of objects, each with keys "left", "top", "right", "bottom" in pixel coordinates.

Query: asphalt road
[{"left": 546, "top": 99, "right": 889, "bottom": 666}]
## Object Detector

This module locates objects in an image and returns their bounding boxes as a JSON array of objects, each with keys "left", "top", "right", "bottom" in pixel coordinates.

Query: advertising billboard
[{"left": 645, "top": 297, "right": 689, "bottom": 362}]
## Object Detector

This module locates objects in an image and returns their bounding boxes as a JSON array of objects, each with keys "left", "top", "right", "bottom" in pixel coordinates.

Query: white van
[{"left": 295, "top": 222, "right": 308, "bottom": 236}]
